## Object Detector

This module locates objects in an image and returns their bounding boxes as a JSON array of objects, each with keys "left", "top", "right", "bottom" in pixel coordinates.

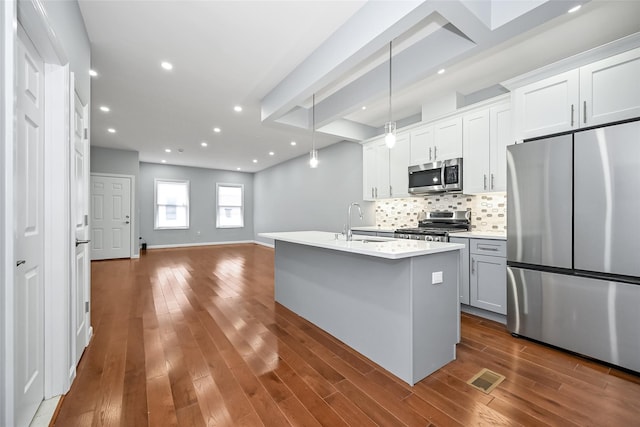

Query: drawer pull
[{"left": 479, "top": 246, "right": 499, "bottom": 251}]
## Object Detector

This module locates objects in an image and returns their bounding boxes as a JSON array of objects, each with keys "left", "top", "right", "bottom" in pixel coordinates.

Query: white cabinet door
[
  {"left": 513, "top": 69, "right": 579, "bottom": 141},
  {"left": 489, "top": 103, "right": 513, "bottom": 192},
  {"left": 470, "top": 254, "right": 507, "bottom": 315},
  {"left": 580, "top": 47, "right": 640, "bottom": 127},
  {"left": 363, "top": 143, "right": 377, "bottom": 200},
  {"left": 434, "top": 117, "right": 463, "bottom": 160},
  {"left": 409, "top": 124, "right": 434, "bottom": 165},
  {"left": 375, "top": 141, "right": 390, "bottom": 198},
  {"left": 462, "top": 109, "right": 490, "bottom": 194},
  {"left": 362, "top": 139, "right": 390, "bottom": 200},
  {"left": 389, "top": 133, "right": 410, "bottom": 198}
]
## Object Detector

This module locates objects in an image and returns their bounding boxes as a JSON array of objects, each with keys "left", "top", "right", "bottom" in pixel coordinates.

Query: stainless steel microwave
[{"left": 408, "top": 158, "right": 463, "bottom": 194}]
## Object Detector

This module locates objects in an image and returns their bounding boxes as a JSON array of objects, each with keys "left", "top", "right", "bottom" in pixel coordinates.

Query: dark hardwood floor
[{"left": 54, "top": 244, "right": 640, "bottom": 426}]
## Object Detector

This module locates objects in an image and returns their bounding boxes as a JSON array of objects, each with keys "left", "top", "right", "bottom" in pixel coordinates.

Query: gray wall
[
  {"left": 42, "top": 1, "right": 91, "bottom": 103},
  {"left": 139, "top": 162, "right": 254, "bottom": 246},
  {"left": 90, "top": 147, "right": 140, "bottom": 255},
  {"left": 254, "top": 141, "right": 374, "bottom": 245}
]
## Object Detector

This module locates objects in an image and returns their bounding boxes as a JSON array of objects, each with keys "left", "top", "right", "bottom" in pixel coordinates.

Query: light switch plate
[{"left": 432, "top": 271, "right": 443, "bottom": 284}]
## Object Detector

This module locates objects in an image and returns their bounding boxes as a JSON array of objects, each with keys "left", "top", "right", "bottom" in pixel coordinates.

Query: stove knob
[
  {"left": 426, "top": 236, "right": 434, "bottom": 242},
  {"left": 433, "top": 236, "right": 442, "bottom": 242}
]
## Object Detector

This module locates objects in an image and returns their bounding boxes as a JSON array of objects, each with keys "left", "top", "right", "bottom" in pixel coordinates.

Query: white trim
[
  {"left": 154, "top": 178, "right": 190, "bottom": 230},
  {"left": 43, "top": 61, "right": 71, "bottom": 399},
  {"left": 90, "top": 173, "right": 136, "bottom": 259},
  {"left": 1, "top": 2, "right": 16, "bottom": 425},
  {"left": 216, "top": 182, "right": 244, "bottom": 229},
  {"left": 147, "top": 240, "right": 255, "bottom": 249},
  {"left": 254, "top": 240, "right": 275, "bottom": 249},
  {"left": 501, "top": 32, "right": 640, "bottom": 90}
]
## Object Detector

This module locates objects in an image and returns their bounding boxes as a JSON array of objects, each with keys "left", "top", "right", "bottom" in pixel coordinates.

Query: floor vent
[{"left": 467, "top": 368, "right": 505, "bottom": 394}]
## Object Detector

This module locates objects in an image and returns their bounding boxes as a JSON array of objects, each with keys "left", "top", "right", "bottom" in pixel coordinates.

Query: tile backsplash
[{"left": 374, "top": 192, "right": 506, "bottom": 232}]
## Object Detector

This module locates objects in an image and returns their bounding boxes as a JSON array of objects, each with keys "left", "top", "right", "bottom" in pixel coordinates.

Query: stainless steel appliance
[
  {"left": 408, "top": 158, "right": 463, "bottom": 194},
  {"left": 507, "top": 120, "right": 640, "bottom": 373},
  {"left": 395, "top": 210, "right": 470, "bottom": 241}
]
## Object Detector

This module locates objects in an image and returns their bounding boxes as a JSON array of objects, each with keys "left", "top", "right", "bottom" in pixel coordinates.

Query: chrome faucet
[{"left": 345, "top": 202, "right": 363, "bottom": 241}]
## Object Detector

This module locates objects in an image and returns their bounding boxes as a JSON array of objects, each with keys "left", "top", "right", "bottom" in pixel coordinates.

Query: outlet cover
[{"left": 432, "top": 271, "right": 443, "bottom": 284}]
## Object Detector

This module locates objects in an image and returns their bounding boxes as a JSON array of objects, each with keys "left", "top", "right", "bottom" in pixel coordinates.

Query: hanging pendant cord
[{"left": 388, "top": 41, "right": 392, "bottom": 123}]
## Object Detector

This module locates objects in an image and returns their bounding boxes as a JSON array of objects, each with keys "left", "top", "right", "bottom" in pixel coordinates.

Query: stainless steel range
[{"left": 394, "top": 211, "right": 470, "bottom": 242}]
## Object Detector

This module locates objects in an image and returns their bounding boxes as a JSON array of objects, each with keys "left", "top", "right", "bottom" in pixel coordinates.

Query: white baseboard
[
  {"left": 461, "top": 304, "right": 507, "bottom": 325},
  {"left": 131, "top": 253, "right": 140, "bottom": 259},
  {"left": 147, "top": 240, "right": 255, "bottom": 249},
  {"left": 254, "top": 240, "right": 274, "bottom": 248}
]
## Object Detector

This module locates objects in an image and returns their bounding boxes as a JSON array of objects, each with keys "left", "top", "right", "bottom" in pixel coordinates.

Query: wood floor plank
[{"left": 52, "top": 244, "right": 640, "bottom": 427}]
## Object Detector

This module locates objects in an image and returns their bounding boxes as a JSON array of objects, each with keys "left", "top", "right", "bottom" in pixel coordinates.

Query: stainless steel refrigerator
[{"left": 507, "top": 120, "right": 640, "bottom": 373}]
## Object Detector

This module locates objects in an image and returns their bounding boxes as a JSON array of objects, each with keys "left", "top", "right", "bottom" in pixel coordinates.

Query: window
[
  {"left": 216, "top": 183, "right": 244, "bottom": 228},
  {"left": 155, "top": 179, "right": 189, "bottom": 229}
]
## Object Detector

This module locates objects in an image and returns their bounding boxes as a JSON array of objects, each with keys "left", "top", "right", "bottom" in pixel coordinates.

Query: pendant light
[
  {"left": 309, "top": 93, "right": 319, "bottom": 168},
  {"left": 384, "top": 40, "right": 396, "bottom": 149}
]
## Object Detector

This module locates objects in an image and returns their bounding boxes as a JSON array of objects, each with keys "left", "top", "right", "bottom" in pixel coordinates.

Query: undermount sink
[{"left": 352, "top": 238, "right": 388, "bottom": 243}]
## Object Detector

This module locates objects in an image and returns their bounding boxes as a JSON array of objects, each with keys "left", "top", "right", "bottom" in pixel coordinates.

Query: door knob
[
  {"left": 16, "top": 260, "right": 26, "bottom": 267},
  {"left": 76, "top": 239, "right": 91, "bottom": 247}
]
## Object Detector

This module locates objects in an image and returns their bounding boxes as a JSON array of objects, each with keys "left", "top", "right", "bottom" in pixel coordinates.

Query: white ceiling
[{"left": 79, "top": 0, "right": 640, "bottom": 173}]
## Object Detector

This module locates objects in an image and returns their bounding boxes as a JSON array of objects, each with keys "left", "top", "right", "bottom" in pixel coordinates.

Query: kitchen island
[{"left": 259, "top": 231, "right": 463, "bottom": 385}]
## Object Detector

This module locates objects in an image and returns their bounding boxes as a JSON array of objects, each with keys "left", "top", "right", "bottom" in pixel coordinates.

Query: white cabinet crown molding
[{"left": 501, "top": 31, "right": 640, "bottom": 91}]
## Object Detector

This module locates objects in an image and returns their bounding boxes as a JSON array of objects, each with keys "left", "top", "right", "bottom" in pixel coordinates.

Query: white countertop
[
  {"left": 259, "top": 231, "right": 464, "bottom": 260},
  {"left": 450, "top": 231, "right": 507, "bottom": 240},
  {"left": 351, "top": 226, "right": 397, "bottom": 233}
]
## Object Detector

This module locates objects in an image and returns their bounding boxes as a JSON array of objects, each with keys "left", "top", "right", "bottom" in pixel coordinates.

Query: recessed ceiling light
[
  {"left": 213, "top": 127, "right": 221, "bottom": 133},
  {"left": 161, "top": 61, "right": 173, "bottom": 70},
  {"left": 236, "top": 167, "right": 241, "bottom": 171},
  {"left": 269, "top": 151, "right": 274, "bottom": 156},
  {"left": 99, "top": 106, "right": 110, "bottom": 112},
  {"left": 165, "top": 148, "right": 171, "bottom": 153},
  {"left": 361, "top": 106, "right": 367, "bottom": 110},
  {"left": 437, "top": 68, "right": 446, "bottom": 75},
  {"left": 89, "top": 69, "right": 97, "bottom": 77},
  {"left": 201, "top": 142, "right": 208, "bottom": 147},
  {"left": 107, "top": 128, "right": 116, "bottom": 133},
  {"left": 568, "top": 4, "right": 581, "bottom": 13},
  {"left": 290, "top": 141, "right": 296, "bottom": 146},
  {"left": 252, "top": 159, "right": 258, "bottom": 163},
  {"left": 161, "top": 160, "right": 166, "bottom": 163},
  {"left": 234, "top": 105, "right": 243, "bottom": 112}
]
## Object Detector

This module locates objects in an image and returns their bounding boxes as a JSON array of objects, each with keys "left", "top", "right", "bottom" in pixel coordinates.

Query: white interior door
[
  {"left": 90, "top": 175, "right": 132, "bottom": 260},
  {"left": 15, "top": 25, "right": 45, "bottom": 427},
  {"left": 71, "top": 90, "right": 90, "bottom": 366}
]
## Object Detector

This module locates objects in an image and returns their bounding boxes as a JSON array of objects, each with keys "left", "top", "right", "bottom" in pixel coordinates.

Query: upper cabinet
[
  {"left": 580, "top": 47, "right": 640, "bottom": 127},
  {"left": 463, "top": 102, "right": 513, "bottom": 194},
  {"left": 513, "top": 46, "right": 640, "bottom": 141},
  {"left": 362, "top": 134, "right": 409, "bottom": 201},
  {"left": 409, "top": 118, "right": 462, "bottom": 165}
]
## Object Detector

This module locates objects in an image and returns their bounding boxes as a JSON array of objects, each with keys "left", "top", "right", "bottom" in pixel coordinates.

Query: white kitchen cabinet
[
  {"left": 433, "top": 116, "right": 463, "bottom": 161},
  {"left": 513, "top": 47, "right": 640, "bottom": 141},
  {"left": 463, "top": 103, "right": 512, "bottom": 194},
  {"left": 389, "top": 133, "right": 410, "bottom": 198},
  {"left": 363, "top": 139, "right": 389, "bottom": 200},
  {"left": 449, "top": 236, "right": 469, "bottom": 305},
  {"left": 513, "top": 69, "right": 579, "bottom": 141},
  {"left": 580, "top": 47, "right": 640, "bottom": 127},
  {"left": 469, "top": 239, "right": 506, "bottom": 315},
  {"left": 409, "top": 124, "right": 434, "bottom": 165},
  {"left": 363, "top": 135, "right": 410, "bottom": 200}
]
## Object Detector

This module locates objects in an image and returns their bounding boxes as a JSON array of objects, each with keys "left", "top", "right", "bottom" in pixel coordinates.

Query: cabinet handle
[
  {"left": 371, "top": 188, "right": 374, "bottom": 198},
  {"left": 429, "top": 147, "right": 432, "bottom": 161},
  {"left": 491, "top": 173, "right": 495, "bottom": 189},
  {"left": 389, "top": 185, "right": 393, "bottom": 196},
  {"left": 375, "top": 187, "right": 378, "bottom": 198},
  {"left": 434, "top": 146, "right": 437, "bottom": 160},
  {"left": 571, "top": 104, "right": 575, "bottom": 127},
  {"left": 471, "top": 258, "right": 475, "bottom": 274},
  {"left": 583, "top": 101, "right": 587, "bottom": 124},
  {"left": 479, "top": 245, "right": 499, "bottom": 251},
  {"left": 483, "top": 174, "right": 487, "bottom": 190},
  {"left": 16, "top": 259, "right": 26, "bottom": 267}
]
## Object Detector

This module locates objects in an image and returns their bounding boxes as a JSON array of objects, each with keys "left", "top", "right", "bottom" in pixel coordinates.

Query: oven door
[{"left": 408, "top": 162, "right": 445, "bottom": 194}]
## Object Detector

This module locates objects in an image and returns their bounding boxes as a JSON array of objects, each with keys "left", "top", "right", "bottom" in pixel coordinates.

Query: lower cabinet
[
  {"left": 449, "top": 237, "right": 469, "bottom": 305},
  {"left": 469, "top": 239, "right": 507, "bottom": 315},
  {"left": 453, "top": 237, "right": 507, "bottom": 315}
]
